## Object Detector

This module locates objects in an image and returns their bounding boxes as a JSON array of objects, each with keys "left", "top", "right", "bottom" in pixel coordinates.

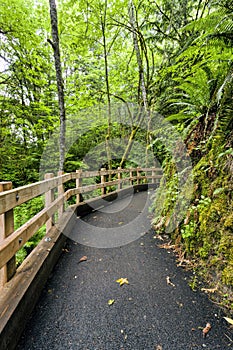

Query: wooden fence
[{"left": 0, "top": 167, "right": 162, "bottom": 289}]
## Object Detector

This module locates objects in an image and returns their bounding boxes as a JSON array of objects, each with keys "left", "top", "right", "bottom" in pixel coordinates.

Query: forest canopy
[{"left": 1, "top": 0, "right": 231, "bottom": 182}]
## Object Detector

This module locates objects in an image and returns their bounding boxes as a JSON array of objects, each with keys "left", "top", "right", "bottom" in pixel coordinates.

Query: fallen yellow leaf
[
  {"left": 116, "top": 278, "right": 129, "bottom": 286},
  {"left": 108, "top": 299, "right": 115, "bottom": 306},
  {"left": 223, "top": 317, "right": 233, "bottom": 325}
]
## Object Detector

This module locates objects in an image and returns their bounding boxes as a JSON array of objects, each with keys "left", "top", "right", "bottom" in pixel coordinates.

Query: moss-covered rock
[{"left": 153, "top": 126, "right": 233, "bottom": 312}]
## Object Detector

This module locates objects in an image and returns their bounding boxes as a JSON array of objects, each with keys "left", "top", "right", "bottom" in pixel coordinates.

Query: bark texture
[{"left": 49, "top": 0, "right": 66, "bottom": 171}]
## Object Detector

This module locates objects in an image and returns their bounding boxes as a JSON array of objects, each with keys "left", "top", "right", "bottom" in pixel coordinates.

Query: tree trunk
[
  {"left": 48, "top": 0, "right": 66, "bottom": 171},
  {"left": 119, "top": 1, "right": 150, "bottom": 167},
  {"left": 128, "top": 0, "right": 148, "bottom": 110},
  {"left": 101, "top": 0, "right": 112, "bottom": 172}
]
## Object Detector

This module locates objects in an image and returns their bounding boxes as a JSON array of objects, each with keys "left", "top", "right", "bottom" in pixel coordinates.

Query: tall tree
[
  {"left": 48, "top": 0, "right": 66, "bottom": 171},
  {"left": 101, "top": 0, "right": 112, "bottom": 171},
  {"left": 128, "top": 0, "right": 148, "bottom": 110},
  {"left": 0, "top": 0, "right": 58, "bottom": 184}
]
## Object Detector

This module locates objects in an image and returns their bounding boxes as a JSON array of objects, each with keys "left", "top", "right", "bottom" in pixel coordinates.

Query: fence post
[
  {"left": 45, "top": 173, "right": 54, "bottom": 234},
  {"left": 0, "top": 182, "right": 16, "bottom": 287},
  {"left": 101, "top": 168, "right": 106, "bottom": 195},
  {"left": 57, "top": 171, "right": 64, "bottom": 219},
  {"left": 130, "top": 168, "right": 134, "bottom": 186},
  {"left": 152, "top": 169, "right": 155, "bottom": 184},
  {"left": 137, "top": 167, "right": 141, "bottom": 185},
  {"left": 145, "top": 169, "right": 148, "bottom": 184},
  {"left": 117, "top": 167, "right": 122, "bottom": 190},
  {"left": 76, "top": 170, "right": 82, "bottom": 204}
]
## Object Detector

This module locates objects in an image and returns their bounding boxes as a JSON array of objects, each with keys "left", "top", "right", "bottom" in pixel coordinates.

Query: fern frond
[{"left": 217, "top": 70, "right": 233, "bottom": 104}]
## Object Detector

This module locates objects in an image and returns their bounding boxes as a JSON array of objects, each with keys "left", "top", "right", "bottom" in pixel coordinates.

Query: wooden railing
[
  {"left": 0, "top": 166, "right": 163, "bottom": 350},
  {"left": 0, "top": 167, "right": 162, "bottom": 289}
]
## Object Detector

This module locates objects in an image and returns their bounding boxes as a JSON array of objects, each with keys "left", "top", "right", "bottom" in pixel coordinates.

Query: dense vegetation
[{"left": 0, "top": 0, "right": 232, "bottom": 310}]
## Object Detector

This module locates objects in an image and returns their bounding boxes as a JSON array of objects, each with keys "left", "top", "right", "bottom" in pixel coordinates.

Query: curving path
[{"left": 16, "top": 191, "right": 232, "bottom": 350}]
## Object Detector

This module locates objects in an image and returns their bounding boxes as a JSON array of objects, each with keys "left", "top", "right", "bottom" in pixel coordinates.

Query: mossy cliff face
[{"left": 153, "top": 129, "right": 233, "bottom": 311}]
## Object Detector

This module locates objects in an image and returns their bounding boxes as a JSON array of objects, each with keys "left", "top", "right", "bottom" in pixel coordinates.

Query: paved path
[{"left": 17, "top": 191, "right": 232, "bottom": 350}]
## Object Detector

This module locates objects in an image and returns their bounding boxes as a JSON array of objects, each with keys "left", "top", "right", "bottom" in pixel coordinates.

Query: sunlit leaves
[{"left": 0, "top": 0, "right": 58, "bottom": 184}]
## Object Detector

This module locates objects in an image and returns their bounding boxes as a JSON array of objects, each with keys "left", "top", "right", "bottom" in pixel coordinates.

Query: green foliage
[
  {"left": 0, "top": 0, "right": 59, "bottom": 185},
  {"left": 154, "top": 125, "right": 233, "bottom": 310},
  {"left": 150, "top": 0, "right": 233, "bottom": 306},
  {"left": 14, "top": 196, "right": 45, "bottom": 266}
]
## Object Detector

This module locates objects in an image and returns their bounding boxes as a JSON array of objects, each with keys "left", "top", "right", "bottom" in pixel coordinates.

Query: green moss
[
  {"left": 198, "top": 242, "right": 212, "bottom": 259},
  {"left": 153, "top": 126, "right": 233, "bottom": 311},
  {"left": 222, "top": 265, "right": 233, "bottom": 286},
  {"left": 224, "top": 214, "right": 233, "bottom": 229}
]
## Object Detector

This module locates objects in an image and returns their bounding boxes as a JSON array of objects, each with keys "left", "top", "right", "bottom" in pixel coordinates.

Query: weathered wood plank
[
  {"left": 101, "top": 168, "right": 106, "bottom": 195},
  {"left": 76, "top": 170, "right": 82, "bottom": 204},
  {"left": 136, "top": 175, "right": 163, "bottom": 179},
  {"left": 0, "top": 168, "right": 162, "bottom": 215},
  {"left": 0, "top": 191, "right": 72, "bottom": 270},
  {"left": 0, "top": 167, "right": 162, "bottom": 272},
  {"left": 139, "top": 167, "right": 162, "bottom": 172},
  {"left": 57, "top": 171, "right": 65, "bottom": 219},
  {"left": 66, "top": 179, "right": 121, "bottom": 196},
  {"left": 0, "top": 173, "right": 73, "bottom": 215},
  {"left": 45, "top": 173, "right": 55, "bottom": 234},
  {"left": 78, "top": 167, "right": 162, "bottom": 178},
  {"left": 80, "top": 170, "right": 100, "bottom": 178},
  {"left": 0, "top": 182, "right": 16, "bottom": 287},
  {"left": 118, "top": 167, "right": 122, "bottom": 190}
]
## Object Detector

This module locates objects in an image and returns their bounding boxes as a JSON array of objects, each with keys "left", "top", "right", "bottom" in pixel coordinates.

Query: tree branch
[
  {"left": 47, "top": 38, "right": 55, "bottom": 50},
  {"left": 152, "top": 0, "right": 183, "bottom": 41}
]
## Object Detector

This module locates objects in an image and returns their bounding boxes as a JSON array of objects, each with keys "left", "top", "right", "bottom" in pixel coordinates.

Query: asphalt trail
[{"left": 16, "top": 191, "right": 232, "bottom": 350}]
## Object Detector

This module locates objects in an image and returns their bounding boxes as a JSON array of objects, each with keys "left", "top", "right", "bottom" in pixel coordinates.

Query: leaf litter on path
[
  {"left": 223, "top": 317, "right": 233, "bottom": 325},
  {"left": 116, "top": 278, "right": 129, "bottom": 286},
  {"left": 202, "top": 323, "right": 211, "bottom": 338},
  {"left": 166, "top": 276, "right": 175, "bottom": 287},
  {"left": 78, "top": 256, "right": 87, "bottom": 263}
]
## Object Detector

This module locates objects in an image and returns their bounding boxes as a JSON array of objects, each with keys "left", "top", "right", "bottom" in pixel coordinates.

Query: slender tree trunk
[
  {"left": 119, "top": 125, "right": 139, "bottom": 168},
  {"left": 119, "top": 0, "right": 150, "bottom": 167},
  {"left": 128, "top": 0, "right": 148, "bottom": 110},
  {"left": 48, "top": 0, "right": 66, "bottom": 171},
  {"left": 101, "top": 0, "right": 112, "bottom": 172}
]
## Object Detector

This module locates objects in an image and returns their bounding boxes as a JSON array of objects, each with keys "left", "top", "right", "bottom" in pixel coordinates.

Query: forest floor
[{"left": 16, "top": 191, "right": 232, "bottom": 350}]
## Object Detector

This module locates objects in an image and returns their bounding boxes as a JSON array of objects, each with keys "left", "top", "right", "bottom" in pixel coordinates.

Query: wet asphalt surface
[{"left": 16, "top": 191, "right": 232, "bottom": 350}]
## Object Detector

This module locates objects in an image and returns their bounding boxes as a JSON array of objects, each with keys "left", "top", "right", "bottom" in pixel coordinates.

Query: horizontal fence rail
[{"left": 0, "top": 167, "right": 162, "bottom": 288}]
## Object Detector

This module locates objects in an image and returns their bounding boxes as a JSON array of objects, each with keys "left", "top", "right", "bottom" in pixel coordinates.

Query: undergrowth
[
  {"left": 152, "top": 125, "right": 233, "bottom": 313},
  {"left": 14, "top": 196, "right": 46, "bottom": 267}
]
